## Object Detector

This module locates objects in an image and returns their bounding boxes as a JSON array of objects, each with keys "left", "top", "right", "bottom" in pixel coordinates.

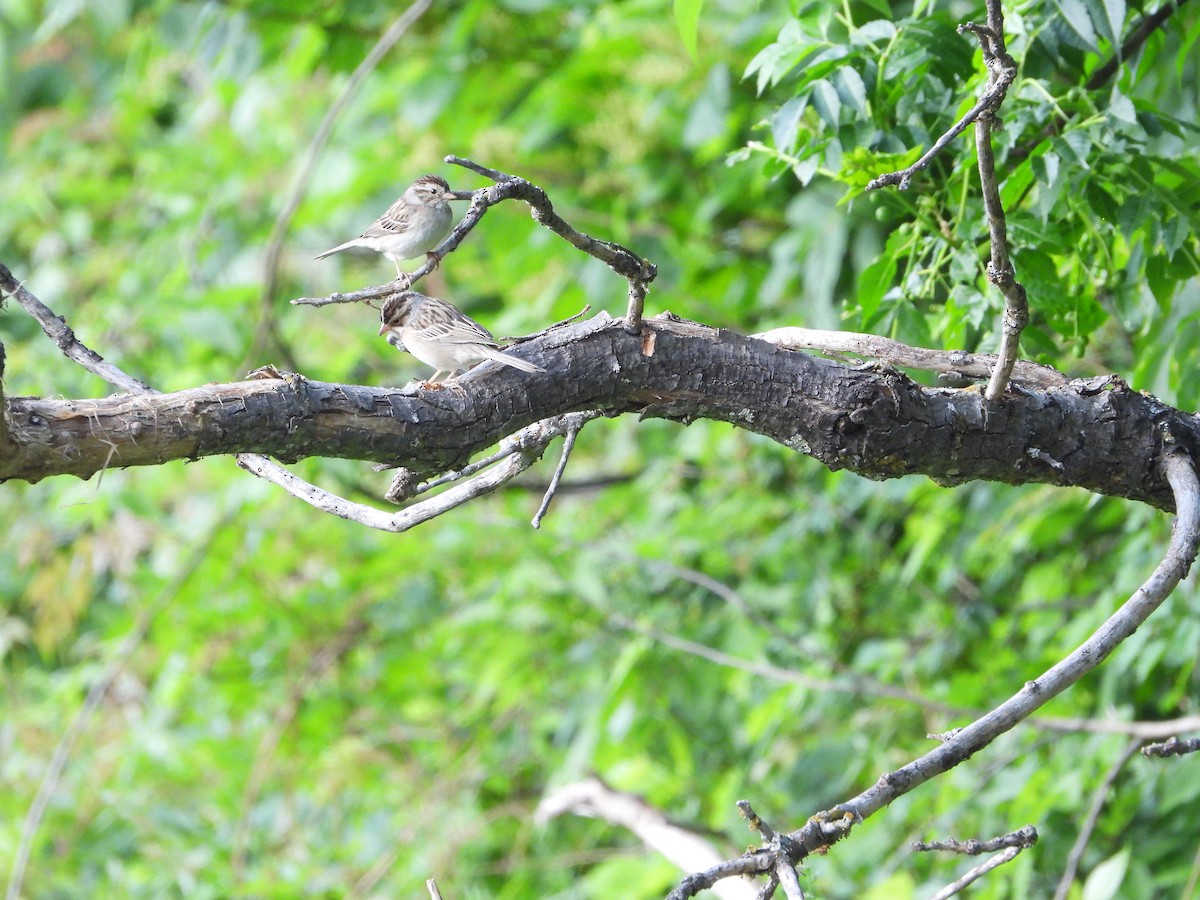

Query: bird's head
[{"left": 378, "top": 291, "right": 426, "bottom": 335}]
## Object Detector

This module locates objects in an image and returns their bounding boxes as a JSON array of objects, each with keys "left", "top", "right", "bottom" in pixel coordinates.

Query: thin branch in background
[
  {"left": 426, "top": 880, "right": 444, "bottom": 900},
  {"left": 1006, "top": 0, "right": 1192, "bottom": 164},
  {"left": 531, "top": 417, "right": 585, "bottom": 528},
  {"left": 231, "top": 616, "right": 370, "bottom": 884},
  {"left": 1052, "top": 738, "right": 1141, "bottom": 900},
  {"left": 6, "top": 521, "right": 230, "bottom": 900},
  {"left": 1141, "top": 735, "right": 1200, "bottom": 757},
  {"left": 246, "top": 0, "right": 434, "bottom": 368},
  {"left": 291, "top": 159, "right": 657, "bottom": 336},
  {"left": 915, "top": 825, "right": 1038, "bottom": 854},
  {"left": 927, "top": 846, "right": 1025, "bottom": 900},
  {"left": 670, "top": 446, "right": 1200, "bottom": 895}
]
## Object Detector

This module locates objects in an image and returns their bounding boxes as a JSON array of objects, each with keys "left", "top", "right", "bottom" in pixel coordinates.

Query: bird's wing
[
  {"left": 359, "top": 197, "right": 409, "bottom": 239},
  {"left": 418, "top": 317, "right": 498, "bottom": 346}
]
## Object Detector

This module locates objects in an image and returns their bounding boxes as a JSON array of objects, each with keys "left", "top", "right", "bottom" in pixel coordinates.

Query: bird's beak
[{"left": 378, "top": 323, "right": 389, "bottom": 336}]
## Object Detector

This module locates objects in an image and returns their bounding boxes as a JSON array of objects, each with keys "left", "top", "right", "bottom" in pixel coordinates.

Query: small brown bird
[
  {"left": 379, "top": 292, "right": 545, "bottom": 384},
  {"left": 316, "top": 175, "right": 455, "bottom": 276}
]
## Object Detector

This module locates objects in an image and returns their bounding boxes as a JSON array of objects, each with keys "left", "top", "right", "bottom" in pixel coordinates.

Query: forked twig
[
  {"left": 865, "top": 0, "right": 1029, "bottom": 400},
  {"left": 531, "top": 417, "right": 586, "bottom": 528},
  {"left": 292, "top": 158, "right": 656, "bottom": 334}
]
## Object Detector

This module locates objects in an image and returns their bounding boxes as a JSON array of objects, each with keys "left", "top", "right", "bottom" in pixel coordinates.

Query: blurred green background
[{"left": 2, "top": 0, "right": 1199, "bottom": 897}]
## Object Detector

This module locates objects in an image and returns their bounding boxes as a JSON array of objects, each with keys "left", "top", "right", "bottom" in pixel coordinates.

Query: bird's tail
[
  {"left": 480, "top": 346, "right": 545, "bottom": 374},
  {"left": 314, "top": 239, "right": 358, "bottom": 260}
]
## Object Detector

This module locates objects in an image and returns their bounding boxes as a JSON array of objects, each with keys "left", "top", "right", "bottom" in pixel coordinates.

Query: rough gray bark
[{"left": 2, "top": 311, "right": 1194, "bottom": 510}]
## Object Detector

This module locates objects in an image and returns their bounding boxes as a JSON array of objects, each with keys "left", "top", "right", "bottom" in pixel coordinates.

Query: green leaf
[
  {"left": 810, "top": 78, "right": 842, "bottom": 126},
  {"left": 1082, "top": 847, "right": 1130, "bottom": 900},
  {"left": 1054, "top": 0, "right": 1100, "bottom": 52},
  {"left": 1087, "top": 0, "right": 1126, "bottom": 49},
  {"left": 674, "top": 0, "right": 705, "bottom": 60},
  {"left": 771, "top": 94, "right": 810, "bottom": 153}
]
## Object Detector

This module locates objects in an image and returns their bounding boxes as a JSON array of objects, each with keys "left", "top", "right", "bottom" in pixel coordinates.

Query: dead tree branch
[
  {"left": 753, "top": 327, "right": 1065, "bottom": 388},
  {"left": 928, "top": 846, "right": 1025, "bottom": 899},
  {"left": 1142, "top": 735, "right": 1200, "bottom": 758},
  {"left": 669, "top": 447, "right": 1200, "bottom": 897},
  {"left": 865, "top": 1, "right": 1029, "bottom": 400},
  {"left": 291, "top": 159, "right": 657, "bottom": 334}
]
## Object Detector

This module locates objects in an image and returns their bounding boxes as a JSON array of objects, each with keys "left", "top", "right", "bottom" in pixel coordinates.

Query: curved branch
[{"left": 670, "top": 448, "right": 1200, "bottom": 896}]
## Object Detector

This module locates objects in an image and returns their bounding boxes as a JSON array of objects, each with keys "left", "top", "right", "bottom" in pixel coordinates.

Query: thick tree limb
[{"left": 4, "top": 312, "right": 1198, "bottom": 514}]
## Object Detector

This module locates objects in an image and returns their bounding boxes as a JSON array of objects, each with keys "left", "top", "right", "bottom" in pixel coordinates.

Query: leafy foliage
[{"left": 1, "top": 1, "right": 1199, "bottom": 898}]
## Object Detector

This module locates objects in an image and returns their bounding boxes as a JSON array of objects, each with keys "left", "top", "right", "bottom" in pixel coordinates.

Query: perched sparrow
[
  {"left": 315, "top": 174, "right": 455, "bottom": 276},
  {"left": 379, "top": 291, "right": 545, "bottom": 384}
]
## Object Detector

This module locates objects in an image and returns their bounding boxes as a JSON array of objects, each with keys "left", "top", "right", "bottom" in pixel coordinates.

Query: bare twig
[
  {"left": 1052, "top": 738, "right": 1140, "bottom": 900},
  {"left": 915, "top": 825, "right": 1038, "bottom": 854},
  {"left": 865, "top": 2, "right": 1016, "bottom": 192},
  {"left": 291, "top": 159, "right": 657, "bottom": 333},
  {"left": 0, "top": 262, "right": 154, "bottom": 394},
  {"left": 1142, "top": 735, "right": 1200, "bottom": 758},
  {"left": 426, "top": 879, "right": 444, "bottom": 900},
  {"left": 928, "top": 846, "right": 1024, "bottom": 900},
  {"left": 6, "top": 523, "right": 228, "bottom": 900},
  {"left": 738, "top": 802, "right": 805, "bottom": 900},
  {"left": 236, "top": 413, "right": 590, "bottom": 532},
  {"left": 248, "top": 0, "right": 433, "bottom": 368},
  {"left": 501, "top": 304, "right": 591, "bottom": 344},
  {"left": 752, "top": 326, "right": 1065, "bottom": 388},
  {"left": 864, "top": 2, "right": 1029, "bottom": 399},
  {"left": 974, "top": 102, "right": 1028, "bottom": 401},
  {"left": 671, "top": 446, "right": 1200, "bottom": 895},
  {"left": 531, "top": 417, "right": 585, "bottom": 528}
]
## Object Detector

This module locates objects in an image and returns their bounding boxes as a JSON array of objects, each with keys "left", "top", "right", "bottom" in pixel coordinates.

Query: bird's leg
[{"left": 424, "top": 249, "right": 444, "bottom": 271}]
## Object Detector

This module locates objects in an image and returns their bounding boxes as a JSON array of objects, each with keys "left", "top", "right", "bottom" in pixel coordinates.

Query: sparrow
[
  {"left": 379, "top": 292, "right": 545, "bottom": 384},
  {"left": 315, "top": 174, "right": 455, "bottom": 277}
]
